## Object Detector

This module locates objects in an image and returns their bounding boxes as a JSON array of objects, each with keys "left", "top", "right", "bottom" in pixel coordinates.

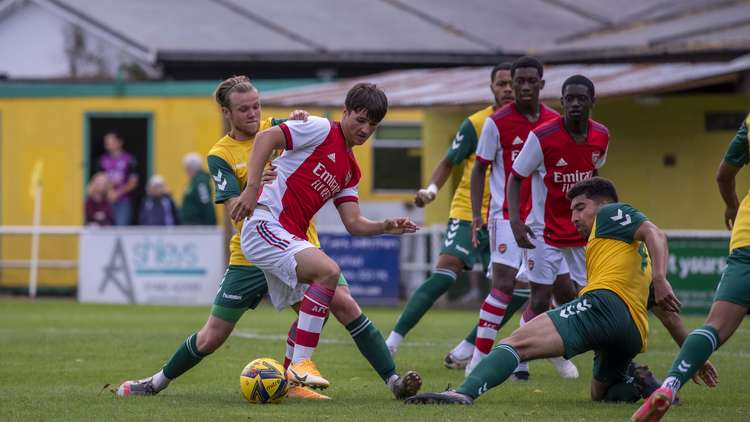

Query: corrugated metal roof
[
  {"left": 6, "top": 0, "right": 749, "bottom": 66},
  {"left": 262, "top": 55, "right": 750, "bottom": 107}
]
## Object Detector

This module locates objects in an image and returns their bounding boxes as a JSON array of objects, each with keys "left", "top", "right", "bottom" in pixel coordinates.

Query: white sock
[
  {"left": 386, "top": 374, "right": 400, "bottom": 387},
  {"left": 662, "top": 376, "right": 681, "bottom": 394},
  {"left": 451, "top": 340, "right": 474, "bottom": 359},
  {"left": 386, "top": 332, "right": 403, "bottom": 351},
  {"left": 514, "top": 361, "right": 529, "bottom": 373},
  {"left": 151, "top": 369, "right": 171, "bottom": 391}
]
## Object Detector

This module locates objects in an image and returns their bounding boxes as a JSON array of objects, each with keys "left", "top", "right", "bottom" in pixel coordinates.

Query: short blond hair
[{"left": 213, "top": 75, "right": 256, "bottom": 108}]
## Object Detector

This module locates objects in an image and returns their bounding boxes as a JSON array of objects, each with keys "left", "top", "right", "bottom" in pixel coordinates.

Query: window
[
  {"left": 705, "top": 112, "right": 747, "bottom": 131},
  {"left": 372, "top": 123, "right": 422, "bottom": 191}
]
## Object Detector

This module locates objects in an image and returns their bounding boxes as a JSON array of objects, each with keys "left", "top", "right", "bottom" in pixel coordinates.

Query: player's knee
[
  {"left": 317, "top": 261, "right": 341, "bottom": 289},
  {"left": 436, "top": 254, "right": 464, "bottom": 274}
]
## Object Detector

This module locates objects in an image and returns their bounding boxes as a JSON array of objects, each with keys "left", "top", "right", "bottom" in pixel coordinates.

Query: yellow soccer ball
[{"left": 240, "top": 358, "right": 289, "bottom": 404}]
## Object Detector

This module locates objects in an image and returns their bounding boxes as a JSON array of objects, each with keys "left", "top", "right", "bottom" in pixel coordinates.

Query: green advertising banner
[{"left": 667, "top": 232, "right": 730, "bottom": 314}]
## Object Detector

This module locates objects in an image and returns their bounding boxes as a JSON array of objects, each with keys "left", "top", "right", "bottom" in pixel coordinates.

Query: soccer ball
[{"left": 240, "top": 358, "right": 289, "bottom": 404}]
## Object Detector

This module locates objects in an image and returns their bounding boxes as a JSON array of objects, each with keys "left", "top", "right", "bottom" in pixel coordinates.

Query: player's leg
[
  {"left": 283, "top": 247, "right": 341, "bottom": 389},
  {"left": 445, "top": 227, "right": 530, "bottom": 369},
  {"left": 406, "top": 290, "right": 630, "bottom": 405},
  {"left": 632, "top": 247, "right": 750, "bottom": 421},
  {"left": 328, "top": 281, "right": 422, "bottom": 399},
  {"left": 464, "top": 218, "right": 523, "bottom": 373},
  {"left": 387, "top": 219, "right": 470, "bottom": 355},
  {"left": 116, "top": 265, "right": 266, "bottom": 396},
  {"left": 465, "top": 261, "right": 518, "bottom": 374},
  {"left": 406, "top": 310, "right": 565, "bottom": 404},
  {"left": 241, "top": 215, "right": 339, "bottom": 389}
]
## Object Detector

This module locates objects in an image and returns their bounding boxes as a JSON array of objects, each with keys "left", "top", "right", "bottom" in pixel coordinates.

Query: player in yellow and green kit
[
  {"left": 407, "top": 177, "right": 685, "bottom": 405},
  {"left": 385, "top": 63, "right": 531, "bottom": 368},
  {"left": 117, "top": 76, "right": 420, "bottom": 401},
  {"left": 632, "top": 114, "right": 750, "bottom": 421}
]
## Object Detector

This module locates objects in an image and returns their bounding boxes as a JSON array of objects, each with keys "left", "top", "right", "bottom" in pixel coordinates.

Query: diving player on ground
[{"left": 406, "top": 177, "right": 681, "bottom": 405}]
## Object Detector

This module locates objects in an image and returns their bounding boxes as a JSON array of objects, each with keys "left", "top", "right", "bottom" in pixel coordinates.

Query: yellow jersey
[
  {"left": 207, "top": 117, "right": 319, "bottom": 266},
  {"left": 722, "top": 114, "right": 750, "bottom": 252},
  {"left": 446, "top": 106, "right": 493, "bottom": 223},
  {"left": 579, "top": 203, "right": 651, "bottom": 351}
]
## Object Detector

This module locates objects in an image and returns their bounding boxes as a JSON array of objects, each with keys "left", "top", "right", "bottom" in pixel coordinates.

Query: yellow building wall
[
  {"left": 0, "top": 98, "right": 420, "bottom": 288},
  {"left": 594, "top": 95, "right": 750, "bottom": 229}
]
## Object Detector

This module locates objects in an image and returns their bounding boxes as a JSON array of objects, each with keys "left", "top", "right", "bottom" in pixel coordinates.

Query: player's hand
[
  {"left": 653, "top": 277, "right": 681, "bottom": 313},
  {"left": 262, "top": 165, "right": 277, "bottom": 185},
  {"left": 414, "top": 189, "right": 436, "bottom": 208},
  {"left": 384, "top": 218, "right": 418, "bottom": 234},
  {"left": 289, "top": 109, "right": 309, "bottom": 121},
  {"left": 693, "top": 360, "right": 719, "bottom": 387},
  {"left": 470, "top": 215, "right": 483, "bottom": 247},
  {"left": 724, "top": 206, "right": 738, "bottom": 230},
  {"left": 230, "top": 188, "right": 257, "bottom": 223},
  {"left": 510, "top": 219, "right": 536, "bottom": 249}
]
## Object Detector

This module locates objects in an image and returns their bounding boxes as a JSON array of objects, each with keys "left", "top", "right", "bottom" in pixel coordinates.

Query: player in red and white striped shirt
[
  {"left": 231, "top": 83, "right": 421, "bottom": 399},
  {"left": 508, "top": 74, "right": 609, "bottom": 330}
]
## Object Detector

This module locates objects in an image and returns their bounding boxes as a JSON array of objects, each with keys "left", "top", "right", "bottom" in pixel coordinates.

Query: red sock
[
  {"left": 291, "top": 284, "right": 335, "bottom": 364},
  {"left": 474, "top": 288, "right": 512, "bottom": 357}
]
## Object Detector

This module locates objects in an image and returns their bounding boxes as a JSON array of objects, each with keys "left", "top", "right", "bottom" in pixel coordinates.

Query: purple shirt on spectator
[{"left": 98, "top": 152, "right": 137, "bottom": 202}]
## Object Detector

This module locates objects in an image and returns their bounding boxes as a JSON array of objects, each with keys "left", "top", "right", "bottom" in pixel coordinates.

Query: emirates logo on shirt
[
  {"left": 552, "top": 169, "right": 594, "bottom": 192},
  {"left": 311, "top": 162, "right": 342, "bottom": 201}
]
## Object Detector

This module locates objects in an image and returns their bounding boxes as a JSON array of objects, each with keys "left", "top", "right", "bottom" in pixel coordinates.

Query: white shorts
[
  {"left": 516, "top": 234, "right": 587, "bottom": 287},
  {"left": 240, "top": 208, "right": 316, "bottom": 310},
  {"left": 488, "top": 218, "right": 523, "bottom": 269}
]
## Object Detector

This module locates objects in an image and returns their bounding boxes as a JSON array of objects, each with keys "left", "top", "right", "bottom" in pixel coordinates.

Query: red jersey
[
  {"left": 258, "top": 116, "right": 361, "bottom": 239},
  {"left": 475, "top": 103, "right": 559, "bottom": 221},
  {"left": 512, "top": 116, "right": 609, "bottom": 247}
]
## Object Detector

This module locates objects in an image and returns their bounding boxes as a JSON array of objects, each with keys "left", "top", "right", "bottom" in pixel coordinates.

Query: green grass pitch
[{"left": 2, "top": 297, "right": 749, "bottom": 421}]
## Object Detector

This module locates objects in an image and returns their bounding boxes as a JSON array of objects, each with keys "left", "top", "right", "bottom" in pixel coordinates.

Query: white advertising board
[{"left": 78, "top": 227, "right": 224, "bottom": 305}]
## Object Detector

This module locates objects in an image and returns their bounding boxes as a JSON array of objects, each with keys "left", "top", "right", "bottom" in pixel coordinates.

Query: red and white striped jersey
[
  {"left": 475, "top": 103, "right": 559, "bottom": 221},
  {"left": 512, "top": 116, "right": 609, "bottom": 248},
  {"left": 258, "top": 116, "right": 361, "bottom": 240}
]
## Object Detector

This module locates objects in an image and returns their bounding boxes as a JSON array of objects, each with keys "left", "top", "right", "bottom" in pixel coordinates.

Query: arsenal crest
[
  {"left": 498, "top": 244, "right": 507, "bottom": 254},
  {"left": 592, "top": 151, "right": 601, "bottom": 165},
  {"left": 527, "top": 259, "right": 535, "bottom": 271}
]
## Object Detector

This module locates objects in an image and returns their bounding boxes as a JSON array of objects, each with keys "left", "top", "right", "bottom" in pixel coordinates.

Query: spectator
[
  {"left": 138, "top": 175, "right": 179, "bottom": 226},
  {"left": 180, "top": 153, "right": 216, "bottom": 225},
  {"left": 84, "top": 172, "right": 114, "bottom": 226},
  {"left": 98, "top": 132, "right": 138, "bottom": 225}
]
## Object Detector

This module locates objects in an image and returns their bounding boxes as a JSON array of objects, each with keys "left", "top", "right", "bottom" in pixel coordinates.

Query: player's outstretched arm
[
  {"left": 716, "top": 160, "right": 741, "bottom": 230},
  {"left": 415, "top": 157, "right": 454, "bottom": 207},
  {"left": 336, "top": 202, "right": 418, "bottom": 236},
  {"left": 634, "top": 221, "right": 681, "bottom": 313},
  {"left": 230, "top": 127, "right": 286, "bottom": 222},
  {"left": 652, "top": 305, "right": 719, "bottom": 387}
]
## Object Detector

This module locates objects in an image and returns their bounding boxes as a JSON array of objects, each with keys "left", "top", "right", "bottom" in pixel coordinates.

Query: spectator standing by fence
[
  {"left": 180, "top": 153, "right": 216, "bottom": 225},
  {"left": 138, "top": 175, "right": 179, "bottom": 226}
]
